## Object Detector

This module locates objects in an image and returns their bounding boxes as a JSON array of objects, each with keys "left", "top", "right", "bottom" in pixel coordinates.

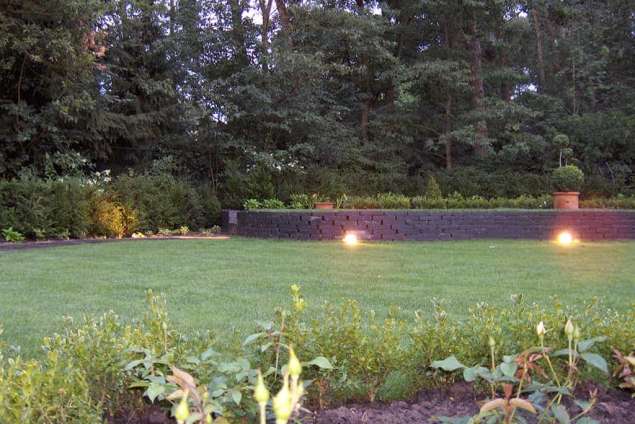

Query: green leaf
[
  {"left": 574, "top": 400, "right": 592, "bottom": 411},
  {"left": 230, "top": 388, "right": 242, "bottom": 405},
  {"left": 551, "top": 404, "right": 570, "bottom": 424},
  {"left": 431, "top": 355, "right": 465, "bottom": 372},
  {"left": 201, "top": 348, "right": 217, "bottom": 360},
  {"left": 242, "top": 332, "right": 264, "bottom": 346},
  {"left": 552, "top": 349, "right": 578, "bottom": 358},
  {"left": 305, "top": 356, "right": 333, "bottom": 370},
  {"left": 578, "top": 336, "right": 607, "bottom": 352},
  {"left": 575, "top": 418, "right": 599, "bottom": 424},
  {"left": 580, "top": 353, "right": 608, "bottom": 373},
  {"left": 500, "top": 361, "right": 518, "bottom": 378},
  {"left": 463, "top": 366, "right": 490, "bottom": 382},
  {"left": 145, "top": 382, "right": 165, "bottom": 402}
]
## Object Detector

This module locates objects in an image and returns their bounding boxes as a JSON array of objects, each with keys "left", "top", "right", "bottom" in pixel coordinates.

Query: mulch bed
[
  {"left": 305, "top": 382, "right": 634, "bottom": 424},
  {"left": 0, "top": 234, "right": 229, "bottom": 252},
  {"left": 106, "top": 382, "right": 633, "bottom": 424},
  {"left": 108, "top": 405, "right": 174, "bottom": 424}
]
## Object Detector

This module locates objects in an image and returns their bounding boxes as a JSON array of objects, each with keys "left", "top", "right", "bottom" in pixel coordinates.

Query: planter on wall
[
  {"left": 314, "top": 201, "right": 335, "bottom": 209},
  {"left": 553, "top": 192, "right": 579, "bottom": 209}
]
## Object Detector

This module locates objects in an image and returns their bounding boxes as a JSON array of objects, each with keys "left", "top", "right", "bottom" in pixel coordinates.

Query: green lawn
[{"left": 1, "top": 238, "right": 633, "bottom": 355}]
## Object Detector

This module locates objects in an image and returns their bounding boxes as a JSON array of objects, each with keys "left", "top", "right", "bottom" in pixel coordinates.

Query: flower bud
[
  {"left": 288, "top": 347, "right": 302, "bottom": 378},
  {"left": 273, "top": 374, "right": 293, "bottom": 424},
  {"left": 573, "top": 326, "right": 581, "bottom": 342},
  {"left": 564, "top": 319, "right": 574, "bottom": 339},
  {"left": 174, "top": 392, "right": 190, "bottom": 424},
  {"left": 254, "top": 370, "right": 270, "bottom": 405},
  {"left": 488, "top": 336, "right": 496, "bottom": 348},
  {"left": 536, "top": 321, "right": 546, "bottom": 338}
]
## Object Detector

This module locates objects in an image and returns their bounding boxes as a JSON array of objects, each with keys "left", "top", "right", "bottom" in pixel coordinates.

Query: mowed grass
[{"left": 1, "top": 238, "right": 634, "bottom": 355}]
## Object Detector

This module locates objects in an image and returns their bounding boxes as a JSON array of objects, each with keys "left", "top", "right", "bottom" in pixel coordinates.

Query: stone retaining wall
[{"left": 222, "top": 210, "right": 635, "bottom": 241}]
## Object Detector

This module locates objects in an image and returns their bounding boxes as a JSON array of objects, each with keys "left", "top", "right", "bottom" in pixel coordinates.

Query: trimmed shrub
[
  {"left": 89, "top": 195, "right": 138, "bottom": 238},
  {"left": 552, "top": 165, "right": 584, "bottom": 192},
  {"left": 111, "top": 174, "right": 208, "bottom": 232},
  {"left": 341, "top": 193, "right": 410, "bottom": 209},
  {"left": 0, "top": 178, "right": 91, "bottom": 239},
  {"left": 580, "top": 196, "right": 635, "bottom": 209},
  {"left": 0, "top": 176, "right": 218, "bottom": 239}
]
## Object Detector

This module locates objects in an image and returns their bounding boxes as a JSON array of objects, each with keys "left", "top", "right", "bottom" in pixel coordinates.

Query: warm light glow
[
  {"left": 557, "top": 231, "right": 574, "bottom": 246},
  {"left": 343, "top": 232, "right": 359, "bottom": 246}
]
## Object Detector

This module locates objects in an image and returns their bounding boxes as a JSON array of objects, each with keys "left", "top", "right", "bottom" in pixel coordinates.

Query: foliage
[
  {"left": 1, "top": 227, "right": 24, "bottom": 242},
  {"left": 0, "top": 352, "right": 103, "bottom": 423},
  {"left": 0, "top": 178, "right": 92, "bottom": 239},
  {"left": 341, "top": 193, "right": 411, "bottom": 209},
  {"left": 201, "top": 225, "right": 222, "bottom": 235},
  {"left": 580, "top": 196, "right": 635, "bottom": 209},
  {"left": 424, "top": 176, "right": 443, "bottom": 199},
  {"left": 0, "top": 176, "right": 218, "bottom": 240},
  {"left": 552, "top": 166, "right": 585, "bottom": 193},
  {"left": 0, "top": 0, "right": 634, "bottom": 203},
  {"left": 112, "top": 174, "right": 211, "bottom": 232},
  {"left": 431, "top": 318, "right": 608, "bottom": 424},
  {"left": 261, "top": 199, "right": 286, "bottom": 209},
  {"left": 258, "top": 288, "right": 634, "bottom": 406},
  {"left": 243, "top": 199, "right": 262, "bottom": 210},
  {"left": 0, "top": 287, "right": 633, "bottom": 421},
  {"left": 288, "top": 194, "right": 313, "bottom": 209},
  {"left": 89, "top": 195, "right": 138, "bottom": 238}
]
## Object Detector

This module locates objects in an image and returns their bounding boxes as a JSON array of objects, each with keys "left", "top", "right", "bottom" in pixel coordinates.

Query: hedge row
[{"left": 0, "top": 176, "right": 220, "bottom": 239}]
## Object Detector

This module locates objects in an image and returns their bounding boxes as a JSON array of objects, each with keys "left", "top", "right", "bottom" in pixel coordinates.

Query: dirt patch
[
  {"left": 107, "top": 405, "right": 173, "bottom": 424},
  {"left": 305, "top": 382, "right": 634, "bottom": 424}
]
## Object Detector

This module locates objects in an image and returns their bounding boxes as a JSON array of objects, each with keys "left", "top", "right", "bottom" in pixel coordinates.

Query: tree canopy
[{"left": 1, "top": 0, "right": 633, "bottom": 204}]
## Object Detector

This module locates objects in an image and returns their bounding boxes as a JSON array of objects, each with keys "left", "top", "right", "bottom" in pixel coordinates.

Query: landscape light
[
  {"left": 343, "top": 232, "right": 359, "bottom": 246},
  {"left": 557, "top": 231, "right": 574, "bottom": 246}
]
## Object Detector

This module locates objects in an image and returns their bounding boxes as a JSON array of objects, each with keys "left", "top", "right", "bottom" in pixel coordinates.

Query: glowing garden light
[
  {"left": 343, "top": 232, "right": 359, "bottom": 246},
  {"left": 556, "top": 231, "right": 574, "bottom": 246}
]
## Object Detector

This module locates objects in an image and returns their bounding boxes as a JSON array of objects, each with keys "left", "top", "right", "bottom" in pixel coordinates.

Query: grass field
[{"left": 1, "top": 238, "right": 634, "bottom": 355}]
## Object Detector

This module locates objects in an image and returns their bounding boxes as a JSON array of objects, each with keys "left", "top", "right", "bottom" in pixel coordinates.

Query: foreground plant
[
  {"left": 432, "top": 319, "right": 607, "bottom": 424},
  {"left": 612, "top": 349, "right": 635, "bottom": 397},
  {"left": 255, "top": 347, "right": 305, "bottom": 424}
]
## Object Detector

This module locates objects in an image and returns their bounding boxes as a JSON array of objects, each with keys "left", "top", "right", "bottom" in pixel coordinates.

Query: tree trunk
[
  {"left": 532, "top": 7, "right": 546, "bottom": 92},
  {"left": 444, "top": 95, "right": 453, "bottom": 170},
  {"left": 275, "top": 0, "right": 291, "bottom": 33},
  {"left": 169, "top": 0, "right": 175, "bottom": 35},
  {"left": 258, "top": 0, "right": 274, "bottom": 53},
  {"left": 229, "top": 0, "right": 248, "bottom": 67},
  {"left": 361, "top": 98, "right": 370, "bottom": 143},
  {"left": 467, "top": 15, "right": 487, "bottom": 156}
]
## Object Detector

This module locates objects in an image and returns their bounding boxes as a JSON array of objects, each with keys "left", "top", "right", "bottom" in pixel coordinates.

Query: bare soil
[
  {"left": 305, "top": 382, "right": 634, "bottom": 424},
  {"left": 106, "top": 382, "right": 633, "bottom": 423}
]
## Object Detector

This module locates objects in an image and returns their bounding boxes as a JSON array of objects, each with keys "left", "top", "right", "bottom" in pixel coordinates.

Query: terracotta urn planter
[
  {"left": 553, "top": 192, "right": 579, "bottom": 209},
  {"left": 314, "top": 201, "right": 335, "bottom": 209}
]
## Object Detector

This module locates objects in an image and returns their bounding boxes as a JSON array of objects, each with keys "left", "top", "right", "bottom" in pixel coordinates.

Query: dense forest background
[{"left": 1, "top": 0, "right": 634, "bottom": 206}]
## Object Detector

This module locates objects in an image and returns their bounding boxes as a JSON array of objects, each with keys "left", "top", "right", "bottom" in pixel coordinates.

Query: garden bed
[
  {"left": 0, "top": 233, "right": 229, "bottom": 251},
  {"left": 307, "top": 381, "right": 633, "bottom": 424}
]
